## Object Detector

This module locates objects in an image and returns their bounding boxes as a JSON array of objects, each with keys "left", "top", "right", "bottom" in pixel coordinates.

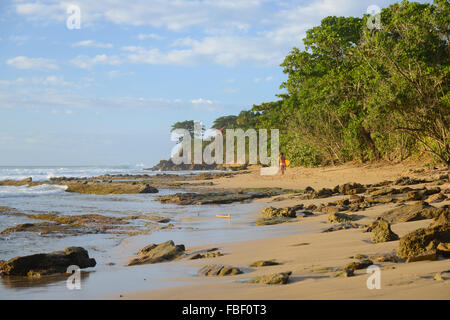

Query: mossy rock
[
  {"left": 189, "top": 251, "right": 222, "bottom": 260},
  {"left": 66, "top": 182, "right": 158, "bottom": 195},
  {"left": 397, "top": 224, "right": 450, "bottom": 259},
  {"left": 198, "top": 264, "right": 242, "bottom": 276},
  {"left": 256, "top": 217, "right": 293, "bottom": 226},
  {"left": 333, "top": 269, "right": 354, "bottom": 277},
  {"left": 0, "top": 247, "right": 96, "bottom": 277},
  {"left": 371, "top": 219, "right": 399, "bottom": 243},
  {"left": 342, "top": 259, "right": 373, "bottom": 271},
  {"left": 250, "top": 259, "right": 280, "bottom": 267},
  {"left": 328, "top": 212, "right": 353, "bottom": 224},
  {"left": 261, "top": 206, "right": 297, "bottom": 218},
  {"left": 248, "top": 272, "right": 291, "bottom": 284},
  {"left": 127, "top": 240, "right": 185, "bottom": 266}
]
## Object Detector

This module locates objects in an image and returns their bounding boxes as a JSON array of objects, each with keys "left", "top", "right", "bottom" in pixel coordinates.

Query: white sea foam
[{"left": 0, "top": 184, "right": 68, "bottom": 198}]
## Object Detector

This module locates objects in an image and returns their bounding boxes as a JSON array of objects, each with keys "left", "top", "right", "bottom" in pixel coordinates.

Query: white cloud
[
  {"left": 124, "top": 36, "right": 284, "bottom": 67},
  {"left": 6, "top": 56, "right": 59, "bottom": 70},
  {"left": 138, "top": 33, "right": 164, "bottom": 40},
  {"left": 191, "top": 98, "right": 213, "bottom": 105},
  {"left": 0, "top": 76, "right": 74, "bottom": 87},
  {"left": 70, "top": 54, "right": 121, "bottom": 69},
  {"left": 73, "top": 40, "right": 113, "bottom": 48},
  {"left": 0, "top": 85, "right": 216, "bottom": 112},
  {"left": 13, "top": 0, "right": 401, "bottom": 68}
]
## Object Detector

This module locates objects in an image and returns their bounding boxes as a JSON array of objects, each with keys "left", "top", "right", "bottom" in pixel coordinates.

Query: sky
[{"left": 0, "top": 0, "right": 431, "bottom": 166}]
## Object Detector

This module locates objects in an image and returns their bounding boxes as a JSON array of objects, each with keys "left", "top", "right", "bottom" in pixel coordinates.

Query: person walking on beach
[{"left": 279, "top": 153, "right": 287, "bottom": 175}]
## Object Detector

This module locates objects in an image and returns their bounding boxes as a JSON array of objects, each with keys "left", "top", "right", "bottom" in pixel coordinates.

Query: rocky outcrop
[
  {"left": 148, "top": 159, "right": 226, "bottom": 171},
  {"left": 248, "top": 272, "right": 291, "bottom": 284},
  {"left": 337, "top": 183, "right": 366, "bottom": 195},
  {"left": 322, "top": 222, "right": 364, "bottom": 233},
  {"left": 342, "top": 259, "right": 373, "bottom": 271},
  {"left": 158, "top": 190, "right": 283, "bottom": 205},
  {"left": 370, "top": 219, "right": 399, "bottom": 243},
  {"left": 334, "top": 269, "right": 355, "bottom": 277},
  {"left": 0, "top": 177, "right": 32, "bottom": 186},
  {"left": 378, "top": 202, "right": 448, "bottom": 223},
  {"left": 189, "top": 251, "right": 222, "bottom": 260},
  {"left": 256, "top": 217, "right": 294, "bottom": 226},
  {"left": 328, "top": 212, "right": 354, "bottom": 224},
  {"left": 0, "top": 222, "right": 95, "bottom": 236},
  {"left": 0, "top": 247, "right": 96, "bottom": 277},
  {"left": 127, "top": 240, "right": 185, "bottom": 266},
  {"left": 426, "top": 193, "right": 447, "bottom": 203},
  {"left": 396, "top": 224, "right": 450, "bottom": 259},
  {"left": 198, "top": 264, "right": 242, "bottom": 276},
  {"left": 66, "top": 182, "right": 158, "bottom": 195},
  {"left": 250, "top": 260, "right": 280, "bottom": 267},
  {"left": 261, "top": 206, "right": 297, "bottom": 219}
]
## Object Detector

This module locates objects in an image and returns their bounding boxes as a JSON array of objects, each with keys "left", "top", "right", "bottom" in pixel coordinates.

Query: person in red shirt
[{"left": 279, "top": 152, "right": 286, "bottom": 175}]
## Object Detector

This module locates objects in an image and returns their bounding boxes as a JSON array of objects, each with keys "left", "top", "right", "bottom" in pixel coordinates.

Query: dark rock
[
  {"left": 426, "top": 193, "right": 447, "bottom": 203},
  {"left": 256, "top": 217, "right": 294, "bottom": 226},
  {"left": 189, "top": 251, "right": 222, "bottom": 260},
  {"left": 313, "top": 188, "right": 334, "bottom": 198},
  {"left": 198, "top": 264, "right": 242, "bottom": 276},
  {"left": 149, "top": 159, "right": 225, "bottom": 171},
  {"left": 370, "top": 254, "right": 400, "bottom": 263},
  {"left": 338, "top": 183, "right": 365, "bottom": 195},
  {"left": 397, "top": 224, "right": 450, "bottom": 259},
  {"left": 157, "top": 190, "right": 282, "bottom": 205},
  {"left": 322, "top": 222, "right": 363, "bottom": 233},
  {"left": 342, "top": 259, "right": 373, "bottom": 271},
  {"left": 127, "top": 240, "right": 185, "bottom": 266},
  {"left": 328, "top": 212, "right": 353, "bottom": 224},
  {"left": 250, "top": 260, "right": 280, "bottom": 267},
  {"left": 0, "top": 247, "right": 96, "bottom": 277},
  {"left": 140, "top": 184, "right": 159, "bottom": 193},
  {"left": 406, "top": 253, "right": 438, "bottom": 263},
  {"left": 334, "top": 269, "right": 354, "bottom": 277},
  {"left": 394, "top": 177, "right": 429, "bottom": 186},
  {"left": 371, "top": 219, "right": 399, "bottom": 243},
  {"left": 261, "top": 206, "right": 297, "bottom": 218},
  {"left": 378, "top": 202, "right": 447, "bottom": 223},
  {"left": 248, "top": 272, "right": 291, "bottom": 284},
  {"left": 137, "top": 244, "right": 157, "bottom": 256}
]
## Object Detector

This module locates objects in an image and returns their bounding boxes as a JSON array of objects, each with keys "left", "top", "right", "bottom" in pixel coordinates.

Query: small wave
[{"left": 0, "top": 184, "right": 68, "bottom": 198}]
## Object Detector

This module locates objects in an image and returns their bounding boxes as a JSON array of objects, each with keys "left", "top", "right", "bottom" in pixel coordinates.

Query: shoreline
[
  {"left": 0, "top": 162, "right": 448, "bottom": 300},
  {"left": 112, "top": 163, "right": 450, "bottom": 300}
]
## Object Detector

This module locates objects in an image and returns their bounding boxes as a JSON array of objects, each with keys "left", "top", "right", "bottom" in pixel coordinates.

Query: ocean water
[
  {"left": 0, "top": 165, "right": 214, "bottom": 181},
  {"left": 0, "top": 166, "right": 304, "bottom": 299}
]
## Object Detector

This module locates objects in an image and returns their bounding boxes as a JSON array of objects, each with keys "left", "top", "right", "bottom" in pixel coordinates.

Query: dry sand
[{"left": 118, "top": 162, "right": 450, "bottom": 300}]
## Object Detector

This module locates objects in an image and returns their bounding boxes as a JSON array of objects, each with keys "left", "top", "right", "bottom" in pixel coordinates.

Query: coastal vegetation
[{"left": 173, "top": 1, "right": 449, "bottom": 167}]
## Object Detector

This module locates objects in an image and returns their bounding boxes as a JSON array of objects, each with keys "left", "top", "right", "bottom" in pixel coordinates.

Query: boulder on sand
[
  {"left": 371, "top": 219, "right": 399, "bottom": 243},
  {"left": 328, "top": 212, "right": 353, "bottom": 224},
  {"left": 0, "top": 247, "right": 96, "bottom": 277},
  {"left": 378, "top": 202, "right": 448, "bottom": 223},
  {"left": 127, "top": 240, "right": 185, "bottom": 266},
  {"left": 397, "top": 224, "right": 450, "bottom": 259},
  {"left": 198, "top": 264, "right": 242, "bottom": 276},
  {"left": 342, "top": 259, "right": 373, "bottom": 271},
  {"left": 250, "top": 260, "right": 280, "bottom": 267},
  {"left": 248, "top": 271, "right": 292, "bottom": 284},
  {"left": 261, "top": 206, "right": 297, "bottom": 218}
]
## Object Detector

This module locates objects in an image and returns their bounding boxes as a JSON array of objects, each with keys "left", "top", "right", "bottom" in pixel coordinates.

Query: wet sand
[{"left": 116, "top": 162, "right": 450, "bottom": 300}]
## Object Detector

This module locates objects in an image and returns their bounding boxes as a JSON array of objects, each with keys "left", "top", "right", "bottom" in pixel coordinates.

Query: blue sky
[{"left": 0, "top": 0, "right": 431, "bottom": 166}]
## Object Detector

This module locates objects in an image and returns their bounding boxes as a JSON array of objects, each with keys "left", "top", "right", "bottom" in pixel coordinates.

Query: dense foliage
[{"left": 175, "top": 1, "right": 449, "bottom": 166}]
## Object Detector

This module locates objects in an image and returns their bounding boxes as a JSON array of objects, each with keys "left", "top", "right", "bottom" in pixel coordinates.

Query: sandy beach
[{"left": 110, "top": 162, "right": 450, "bottom": 300}]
